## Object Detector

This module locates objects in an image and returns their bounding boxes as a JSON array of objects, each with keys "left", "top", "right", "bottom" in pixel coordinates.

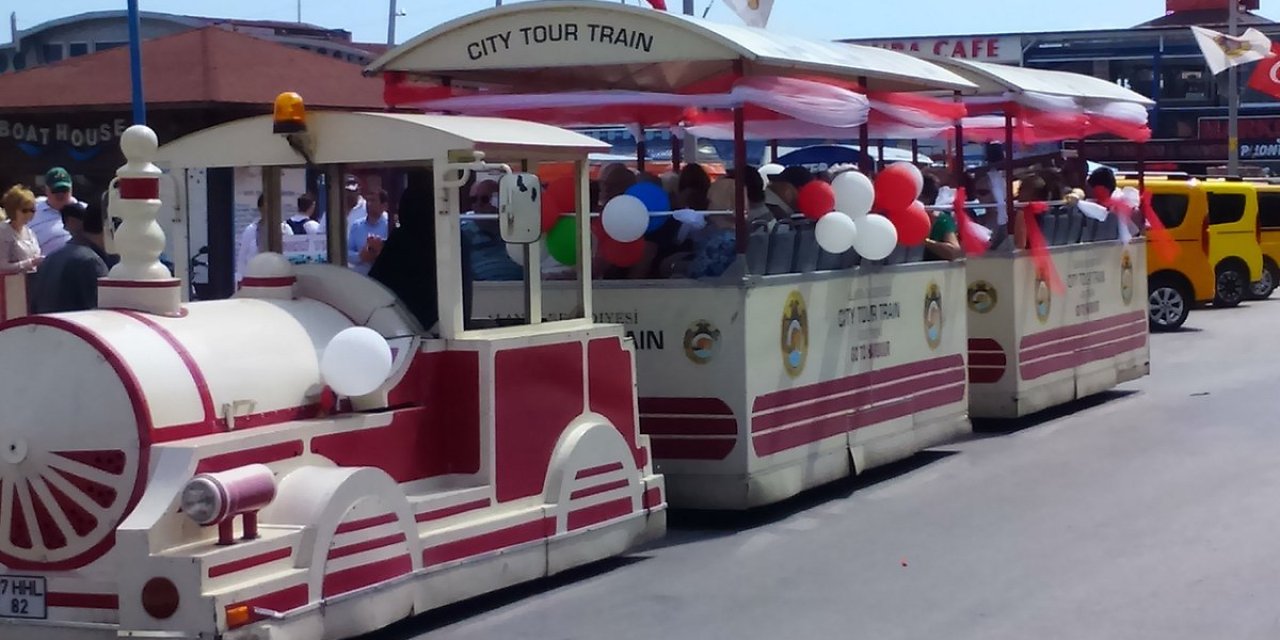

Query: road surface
[{"left": 369, "top": 299, "right": 1280, "bottom": 640}]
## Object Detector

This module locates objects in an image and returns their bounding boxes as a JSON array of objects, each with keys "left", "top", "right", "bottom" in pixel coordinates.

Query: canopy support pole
[
  {"left": 911, "top": 140, "right": 920, "bottom": 165},
  {"left": 734, "top": 105, "right": 747, "bottom": 254},
  {"left": 1004, "top": 114, "right": 1015, "bottom": 233},
  {"left": 858, "top": 76, "right": 871, "bottom": 174},
  {"left": 1137, "top": 142, "right": 1146, "bottom": 193},
  {"left": 636, "top": 127, "right": 647, "bottom": 173},
  {"left": 672, "top": 130, "right": 683, "bottom": 172},
  {"left": 770, "top": 139, "right": 779, "bottom": 163},
  {"left": 877, "top": 140, "right": 885, "bottom": 168},
  {"left": 953, "top": 90, "right": 965, "bottom": 187}
]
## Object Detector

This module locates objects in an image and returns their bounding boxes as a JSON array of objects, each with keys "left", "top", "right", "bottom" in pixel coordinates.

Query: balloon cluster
[
  {"left": 873, "top": 162, "right": 932, "bottom": 247},
  {"left": 797, "top": 169, "right": 899, "bottom": 261},
  {"left": 598, "top": 182, "right": 670, "bottom": 267}
]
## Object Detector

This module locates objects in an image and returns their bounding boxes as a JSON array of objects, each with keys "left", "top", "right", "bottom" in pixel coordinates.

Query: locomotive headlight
[{"left": 181, "top": 477, "right": 224, "bottom": 526}]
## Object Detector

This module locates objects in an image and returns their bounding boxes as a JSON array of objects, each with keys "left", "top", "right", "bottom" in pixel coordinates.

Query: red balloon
[
  {"left": 873, "top": 165, "right": 920, "bottom": 214},
  {"left": 796, "top": 181, "right": 837, "bottom": 220},
  {"left": 891, "top": 200, "right": 932, "bottom": 246},
  {"left": 597, "top": 233, "right": 646, "bottom": 267},
  {"left": 542, "top": 177, "right": 577, "bottom": 231}
]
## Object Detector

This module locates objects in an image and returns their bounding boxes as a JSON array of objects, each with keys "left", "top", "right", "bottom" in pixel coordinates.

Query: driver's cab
[
  {"left": 157, "top": 95, "right": 657, "bottom": 517},
  {"left": 156, "top": 92, "right": 610, "bottom": 344}
]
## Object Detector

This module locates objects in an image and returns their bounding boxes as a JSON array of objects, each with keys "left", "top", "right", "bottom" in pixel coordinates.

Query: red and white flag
[
  {"left": 722, "top": 0, "right": 774, "bottom": 28},
  {"left": 1249, "top": 43, "right": 1280, "bottom": 100},
  {"left": 644, "top": 0, "right": 668, "bottom": 9}
]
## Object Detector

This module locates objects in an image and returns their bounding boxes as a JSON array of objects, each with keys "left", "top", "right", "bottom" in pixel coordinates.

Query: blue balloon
[{"left": 626, "top": 182, "right": 671, "bottom": 233}]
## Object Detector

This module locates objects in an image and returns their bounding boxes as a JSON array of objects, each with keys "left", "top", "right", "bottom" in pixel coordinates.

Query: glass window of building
[
  {"left": 1159, "top": 63, "right": 1211, "bottom": 102},
  {"left": 1112, "top": 61, "right": 1155, "bottom": 98},
  {"left": 42, "top": 43, "right": 63, "bottom": 63},
  {"left": 95, "top": 41, "right": 128, "bottom": 52},
  {"left": 68, "top": 42, "right": 90, "bottom": 57}
]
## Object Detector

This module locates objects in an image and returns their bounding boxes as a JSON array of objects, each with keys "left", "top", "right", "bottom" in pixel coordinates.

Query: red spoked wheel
[{"left": 0, "top": 321, "right": 148, "bottom": 570}]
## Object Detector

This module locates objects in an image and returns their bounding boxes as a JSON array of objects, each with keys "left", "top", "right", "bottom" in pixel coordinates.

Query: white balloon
[
  {"left": 760, "top": 163, "right": 785, "bottom": 180},
  {"left": 321, "top": 327, "right": 394, "bottom": 397},
  {"left": 891, "top": 162, "right": 925, "bottom": 198},
  {"left": 601, "top": 194, "right": 649, "bottom": 243},
  {"left": 815, "top": 211, "right": 858, "bottom": 254},
  {"left": 853, "top": 213, "right": 898, "bottom": 260},
  {"left": 831, "top": 170, "right": 875, "bottom": 217}
]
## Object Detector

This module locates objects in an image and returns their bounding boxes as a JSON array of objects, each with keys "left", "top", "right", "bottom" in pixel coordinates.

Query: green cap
[{"left": 45, "top": 167, "right": 72, "bottom": 192}]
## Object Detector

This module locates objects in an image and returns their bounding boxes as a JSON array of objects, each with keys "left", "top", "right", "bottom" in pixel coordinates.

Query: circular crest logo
[
  {"left": 683, "top": 320, "right": 721, "bottom": 365},
  {"left": 1120, "top": 251, "right": 1134, "bottom": 306},
  {"left": 924, "top": 281, "right": 944, "bottom": 350},
  {"left": 1034, "top": 270, "right": 1052, "bottom": 324},
  {"left": 967, "top": 280, "right": 998, "bottom": 314},
  {"left": 780, "top": 290, "right": 808, "bottom": 378}
]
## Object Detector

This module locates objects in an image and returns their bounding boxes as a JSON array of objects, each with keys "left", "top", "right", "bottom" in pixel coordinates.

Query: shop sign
[{"left": 852, "top": 36, "right": 1022, "bottom": 64}]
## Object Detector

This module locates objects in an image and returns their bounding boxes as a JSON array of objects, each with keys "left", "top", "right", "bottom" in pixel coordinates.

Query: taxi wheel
[
  {"left": 1149, "top": 276, "right": 1190, "bottom": 331},
  {"left": 1213, "top": 264, "right": 1248, "bottom": 308},
  {"left": 1248, "top": 260, "right": 1278, "bottom": 300}
]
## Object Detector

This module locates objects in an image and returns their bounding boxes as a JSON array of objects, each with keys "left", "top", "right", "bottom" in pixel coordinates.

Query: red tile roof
[{"left": 0, "top": 26, "right": 386, "bottom": 111}]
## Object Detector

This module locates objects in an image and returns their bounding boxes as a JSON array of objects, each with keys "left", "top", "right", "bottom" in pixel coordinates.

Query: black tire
[
  {"left": 1214, "top": 263, "right": 1248, "bottom": 308},
  {"left": 1149, "top": 275, "right": 1191, "bottom": 331},
  {"left": 1248, "top": 259, "right": 1278, "bottom": 300}
]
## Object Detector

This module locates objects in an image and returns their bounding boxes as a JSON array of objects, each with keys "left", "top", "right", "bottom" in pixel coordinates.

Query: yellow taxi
[
  {"left": 1246, "top": 179, "right": 1280, "bottom": 300},
  {"left": 1120, "top": 175, "right": 1264, "bottom": 330}
]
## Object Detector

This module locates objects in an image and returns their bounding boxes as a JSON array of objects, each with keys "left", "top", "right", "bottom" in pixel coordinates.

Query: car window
[
  {"left": 1206, "top": 192, "right": 1247, "bottom": 226},
  {"left": 1149, "top": 193, "right": 1189, "bottom": 229},
  {"left": 1258, "top": 193, "right": 1280, "bottom": 229}
]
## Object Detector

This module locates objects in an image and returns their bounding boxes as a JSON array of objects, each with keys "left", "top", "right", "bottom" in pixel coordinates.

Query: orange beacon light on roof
[{"left": 273, "top": 92, "right": 307, "bottom": 134}]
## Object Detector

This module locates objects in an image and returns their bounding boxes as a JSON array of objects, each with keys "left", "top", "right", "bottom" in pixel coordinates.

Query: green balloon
[{"left": 545, "top": 216, "right": 578, "bottom": 266}]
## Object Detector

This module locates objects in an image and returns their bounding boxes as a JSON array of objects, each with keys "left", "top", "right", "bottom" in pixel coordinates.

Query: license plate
[{"left": 0, "top": 575, "right": 46, "bottom": 619}]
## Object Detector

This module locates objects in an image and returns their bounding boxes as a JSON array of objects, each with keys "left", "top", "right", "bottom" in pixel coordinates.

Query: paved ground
[{"left": 370, "top": 299, "right": 1280, "bottom": 640}]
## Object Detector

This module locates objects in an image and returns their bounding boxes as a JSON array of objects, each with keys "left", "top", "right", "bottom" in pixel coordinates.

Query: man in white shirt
[
  {"left": 30, "top": 167, "right": 76, "bottom": 255},
  {"left": 236, "top": 194, "right": 295, "bottom": 283},
  {"left": 343, "top": 176, "right": 369, "bottom": 231}
]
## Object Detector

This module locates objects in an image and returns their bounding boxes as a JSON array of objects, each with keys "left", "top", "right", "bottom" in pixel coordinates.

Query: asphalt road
[{"left": 369, "top": 299, "right": 1280, "bottom": 640}]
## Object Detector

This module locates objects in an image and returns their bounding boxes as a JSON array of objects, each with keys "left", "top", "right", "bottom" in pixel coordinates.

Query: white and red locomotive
[{"left": 0, "top": 115, "right": 664, "bottom": 639}]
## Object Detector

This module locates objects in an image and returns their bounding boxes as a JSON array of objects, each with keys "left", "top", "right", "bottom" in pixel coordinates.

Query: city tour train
[
  {"left": 0, "top": 104, "right": 664, "bottom": 639},
  {"left": 365, "top": 0, "right": 1152, "bottom": 503},
  {"left": 364, "top": 0, "right": 983, "bottom": 510}
]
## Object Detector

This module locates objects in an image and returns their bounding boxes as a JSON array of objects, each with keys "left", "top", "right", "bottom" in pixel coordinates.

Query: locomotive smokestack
[{"left": 99, "top": 125, "right": 182, "bottom": 316}]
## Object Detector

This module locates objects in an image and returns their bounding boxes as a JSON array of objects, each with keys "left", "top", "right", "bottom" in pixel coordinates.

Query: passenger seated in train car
[
  {"left": 368, "top": 170, "right": 474, "bottom": 333},
  {"left": 459, "top": 178, "right": 522, "bottom": 282},
  {"left": 921, "top": 173, "right": 962, "bottom": 262},
  {"left": 1013, "top": 175, "right": 1050, "bottom": 251}
]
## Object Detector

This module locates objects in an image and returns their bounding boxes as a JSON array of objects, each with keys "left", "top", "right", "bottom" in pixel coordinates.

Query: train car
[
  {"left": 0, "top": 105, "right": 663, "bottom": 640},
  {"left": 365, "top": 0, "right": 980, "bottom": 510},
  {"left": 917, "top": 58, "right": 1155, "bottom": 418}
]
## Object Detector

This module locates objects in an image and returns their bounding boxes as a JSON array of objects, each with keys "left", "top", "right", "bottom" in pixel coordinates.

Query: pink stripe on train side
[{"left": 752, "top": 355, "right": 966, "bottom": 412}]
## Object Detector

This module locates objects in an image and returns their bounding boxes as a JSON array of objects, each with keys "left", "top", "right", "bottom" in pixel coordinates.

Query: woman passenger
[
  {"left": 0, "top": 185, "right": 43, "bottom": 274},
  {"left": 1013, "top": 175, "right": 1050, "bottom": 251},
  {"left": 921, "top": 174, "right": 962, "bottom": 262}
]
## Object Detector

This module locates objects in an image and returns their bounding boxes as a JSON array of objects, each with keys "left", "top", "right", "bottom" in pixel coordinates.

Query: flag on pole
[
  {"left": 644, "top": 0, "right": 668, "bottom": 9},
  {"left": 1190, "top": 25, "right": 1273, "bottom": 76},
  {"left": 1248, "top": 43, "right": 1280, "bottom": 99},
  {"left": 721, "top": 0, "right": 774, "bottom": 28}
]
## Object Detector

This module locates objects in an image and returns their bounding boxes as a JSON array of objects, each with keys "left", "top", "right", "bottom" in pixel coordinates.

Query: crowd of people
[{"left": 0, "top": 167, "right": 115, "bottom": 313}]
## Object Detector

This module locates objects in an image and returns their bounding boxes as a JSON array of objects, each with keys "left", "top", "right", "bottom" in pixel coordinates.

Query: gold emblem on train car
[
  {"left": 924, "top": 281, "right": 944, "bottom": 350},
  {"left": 780, "top": 290, "right": 808, "bottom": 378},
  {"left": 683, "top": 320, "right": 721, "bottom": 365},
  {"left": 1035, "top": 270, "right": 1052, "bottom": 324},
  {"left": 1120, "top": 251, "right": 1135, "bottom": 306},
  {"left": 967, "top": 280, "right": 998, "bottom": 314}
]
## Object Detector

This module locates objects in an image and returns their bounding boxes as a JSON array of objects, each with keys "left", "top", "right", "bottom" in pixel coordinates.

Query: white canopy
[
  {"left": 155, "top": 111, "right": 610, "bottom": 169},
  {"left": 366, "top": 1, "right": 977, "bottom": 94},
  {"left": 928, "top": 58, "right": 1155, "bottom": 106}
]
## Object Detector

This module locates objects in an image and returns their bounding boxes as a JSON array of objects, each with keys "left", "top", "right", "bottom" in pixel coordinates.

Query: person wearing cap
[
  {"left": 30, "top": 167, "right": 77, "bottom": 256},
  {"left": 31, "top": 201, "right": 110, "bottom": 313}
]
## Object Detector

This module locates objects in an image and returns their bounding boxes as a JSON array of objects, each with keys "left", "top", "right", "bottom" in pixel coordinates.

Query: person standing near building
[
  {"left": 347, "top": 189, "right": 390, "bottom": 275},
  {"left": 288, "top": 193, "right": 322, "bottom": 234},
  {"left": 30, "top": 167, "right": 76, "bottom": 256},
  {"left": 0, "top": 185, "right": 44, "bottom": 274},
  {"left": 31, "top": 202, "right": 110, "bottom": 313}
]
